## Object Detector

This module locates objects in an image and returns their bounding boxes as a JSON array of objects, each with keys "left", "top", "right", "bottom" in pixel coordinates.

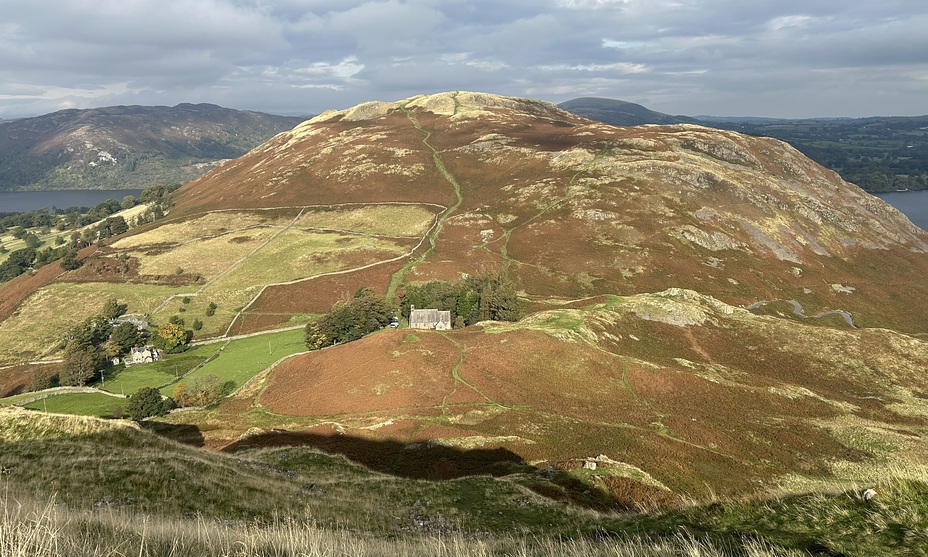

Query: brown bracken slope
[{"left": 175, "top": 91, "right": 928, "bottom": 334}]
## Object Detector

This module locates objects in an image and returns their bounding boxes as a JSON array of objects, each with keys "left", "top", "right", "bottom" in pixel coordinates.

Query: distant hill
[
  {"left": 0, "top": 104, "right": 306, "bottom": 191},
  {"left": 558, "top": 97, "right": 696, "bottom": 126}
]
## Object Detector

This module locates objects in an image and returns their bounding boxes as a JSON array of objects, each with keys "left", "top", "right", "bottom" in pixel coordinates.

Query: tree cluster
[
  {"left": 400, "top": 270, "right": 519, "bottom": 327},
  {"left": 58, "top": 299, "right": 135, "bottom": 386},
  {"left": 305, "top": 288, "right": 394, "bottom": 350}
]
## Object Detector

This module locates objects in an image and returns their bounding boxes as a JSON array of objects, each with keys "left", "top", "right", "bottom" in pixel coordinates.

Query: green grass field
[
  {"left": 161, "top": 329, "right": 307, "bottom": 397},
  {"left": 102, "top": 343, "right": 223, "bottom": 395},
  {"left": 23, "top": 392, "right": 126, "bottom": 418}
]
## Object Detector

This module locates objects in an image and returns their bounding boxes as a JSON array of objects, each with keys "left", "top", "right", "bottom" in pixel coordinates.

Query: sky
[{"left": 1, "top": 0, "right": 926, "bottom": 120}]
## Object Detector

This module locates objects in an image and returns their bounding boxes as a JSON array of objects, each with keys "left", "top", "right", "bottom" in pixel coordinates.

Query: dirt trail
[{"left": 386, "top": 98, "right": 465, "bottom": 300}]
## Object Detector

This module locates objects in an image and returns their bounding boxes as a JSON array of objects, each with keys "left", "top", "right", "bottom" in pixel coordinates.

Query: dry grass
[
  {"left": 0, "top": 488, "right": 803, "bottom": 557},
  {"left": 111, "top": 211, "right": 295, "bottom": 249},
  {"left": 129, "top": 227, "right": 278, "bottom": 279},
  {"left": 295, "top": 204, "right": 440, "bottom": 237}
]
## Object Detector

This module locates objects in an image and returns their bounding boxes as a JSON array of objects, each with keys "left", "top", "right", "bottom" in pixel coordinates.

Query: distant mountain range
[
  {"left": 559, "top": 97, "right": 928, "bottom": 192},
  {"left": 0, "top": 104, "right": 306, "bottom": 192}
]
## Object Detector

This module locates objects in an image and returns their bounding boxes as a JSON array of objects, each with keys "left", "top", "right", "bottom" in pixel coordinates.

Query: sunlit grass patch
[
  {"left": 102, "top": 344, "right": 222, "bottom": 395},
  {"left": 295, "top": 204, "right": 440, "bottom": 237},
  {"left": 0, "top": 282, "right": 183, "bottom": 365},
  {"left": 160, "top": 329, "right": 306, "bottom": 397},
  {"left": 128, "top": 226, "right": 278, "bottom": 279},
  {"left": 23, "top": 392, "right": 125, "bottom": 418},
  {"left": 195, "top": 230, "right": 412, "bottom": 317},
  {"left": 110, "top": 211, "right": 294, "bottom": 249}
]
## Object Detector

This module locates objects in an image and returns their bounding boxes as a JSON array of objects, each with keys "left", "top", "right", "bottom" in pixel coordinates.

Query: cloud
[{"left": 0, "top": 0, "right": 926, "bottom": 119}]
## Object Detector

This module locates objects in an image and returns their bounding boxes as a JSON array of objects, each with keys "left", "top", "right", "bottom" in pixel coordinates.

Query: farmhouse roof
[{"left": 409, "top": 308, "right": 452, "bottom": 330}]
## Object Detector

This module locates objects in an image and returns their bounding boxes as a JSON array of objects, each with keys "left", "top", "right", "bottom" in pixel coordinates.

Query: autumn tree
[
  {"left": 172, "top": 374, "right": 227, "bottom": 407},
  {"left": 152, "top": 322, "right": 189, "bottom": 353}
]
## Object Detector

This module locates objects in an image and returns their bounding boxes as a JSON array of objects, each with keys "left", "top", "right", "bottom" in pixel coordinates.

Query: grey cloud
[{"left": 0, "top": 0, "right": 926, "bottom": 119}]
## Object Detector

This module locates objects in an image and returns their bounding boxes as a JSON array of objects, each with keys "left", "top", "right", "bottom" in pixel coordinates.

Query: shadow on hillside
[
  {"left": 140, "top": 421, "right": 206, "bottom": 448},
  {"left": 222, "top": 431, "right": 528, "bottom": 480}
]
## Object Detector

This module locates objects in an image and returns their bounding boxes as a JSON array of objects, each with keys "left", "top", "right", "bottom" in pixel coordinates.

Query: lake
[
  {"left": 874, "top": 191, "right": 928, "bottom": 231},
  {"left": 0, "top": 189, "right": 143, "bottom": 213}
]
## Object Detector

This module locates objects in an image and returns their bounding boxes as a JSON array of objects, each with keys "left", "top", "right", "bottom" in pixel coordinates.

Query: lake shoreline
[{"left": 0, "top": 189, "right": 144, "bottom": 213}]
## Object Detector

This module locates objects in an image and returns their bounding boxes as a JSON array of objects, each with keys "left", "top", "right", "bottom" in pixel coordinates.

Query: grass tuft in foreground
[{"left": 1, "top": 488, "right": 804, "bottom": 557}]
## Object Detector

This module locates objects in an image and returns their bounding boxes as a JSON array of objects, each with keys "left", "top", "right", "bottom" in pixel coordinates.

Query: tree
[
  {"left": 305, "top": 289, "right": 393, "bottom": 350},
  {"left": 23, "top": 232, "right": 42, "bottom": 249},
  {"left": 96, "top": 216, "right": 129, "bottom": 240},
  {"left": 102, "top": 298, "right": 126, "bottom": 320},
  {"left": 126, "top": 387, "right": 169, "bottom": 420},
  {"left": 152, "top": 322, "right": 188, "bottom": 353},
  {"left": 107, "top": 322, "right": 140, "bottom": 356},
  {"left": 59, "top": 249, "right": 81, "bottom": 271},
  {"left": 61, "top": 345, "right": 101, "bottom": 386},
  {"left": 0, "top": 247, "right": 37, "bottom": 282}
]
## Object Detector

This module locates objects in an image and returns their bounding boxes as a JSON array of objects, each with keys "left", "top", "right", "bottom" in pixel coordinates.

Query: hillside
[
  {"left": 4, "top": 405, "right": 928, "bottom": 556},
  {"left": 3, "top": 92, "right": 928, "bottom": 545},
  {"left": 700, "top": 115, "right": 928, "bottom": 192},
  {"left": 557, "top": 97, "right": 928, "bottom": 192},
  {"left": 0, "top": 104, "right": 305, "bottom": 191}
]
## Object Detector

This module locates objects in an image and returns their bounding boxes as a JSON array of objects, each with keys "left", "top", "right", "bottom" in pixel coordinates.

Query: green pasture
[
  {"left": 161, "top": 329, "right": 307, "bottom": 397},
  {"left": 23, "top": 392, "right": 125, "bottom": 418},
  {"left": 101, "top": 343, "right": 222, "bottom": 395}
]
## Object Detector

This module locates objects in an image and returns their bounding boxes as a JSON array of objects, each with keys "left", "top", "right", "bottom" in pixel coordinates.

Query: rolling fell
[{"left": 4, "top": 91, "right": 928, "bottom": 523}]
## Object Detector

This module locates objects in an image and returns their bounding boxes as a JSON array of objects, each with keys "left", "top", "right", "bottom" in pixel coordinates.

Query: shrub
[
  {"left": 126, "top": 387, "right": 170, "bottom": 420},
  {"left": 171, "top": 374, "right": 228, "bottom": 407}
]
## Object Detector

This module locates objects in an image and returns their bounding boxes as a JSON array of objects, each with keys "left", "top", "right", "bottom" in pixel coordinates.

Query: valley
[{"left": 3, "top": 91, "right": 928, "bottom": 555}]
